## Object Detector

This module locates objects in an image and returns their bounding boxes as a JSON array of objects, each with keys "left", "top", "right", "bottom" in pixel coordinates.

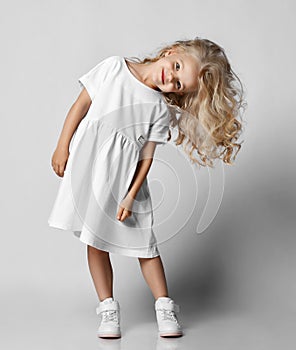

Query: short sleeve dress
[{"left": 48, "top": 56, "right": 171, "bottom": 258}]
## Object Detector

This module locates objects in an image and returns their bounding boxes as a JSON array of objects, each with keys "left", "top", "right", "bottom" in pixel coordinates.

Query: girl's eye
[{"left": 175, "top": 63, "right": 181, "bottom": 89}]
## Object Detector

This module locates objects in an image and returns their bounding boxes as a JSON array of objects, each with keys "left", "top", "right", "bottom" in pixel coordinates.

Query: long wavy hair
[{"left": 128, "top": 36, "right": 247, "bottom": 167}]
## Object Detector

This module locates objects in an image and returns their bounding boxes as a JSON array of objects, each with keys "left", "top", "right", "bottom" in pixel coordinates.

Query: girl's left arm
[{"left": 116, "top": 141, "right": 157, "bottom": 221}]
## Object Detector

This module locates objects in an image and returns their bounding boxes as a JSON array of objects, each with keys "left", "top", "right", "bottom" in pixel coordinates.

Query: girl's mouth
[{"left": 162, "top": 69, "right": 165, "bottom": 84}]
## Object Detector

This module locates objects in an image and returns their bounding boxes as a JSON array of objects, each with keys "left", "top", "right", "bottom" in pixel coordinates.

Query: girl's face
[{"left": 153, "top": 50, "right": 200, "bottom": 95}]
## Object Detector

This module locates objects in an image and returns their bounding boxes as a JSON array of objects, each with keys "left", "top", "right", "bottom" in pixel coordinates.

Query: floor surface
[{"left": 2, "top": 289, "right": 294, "bottom": 350}]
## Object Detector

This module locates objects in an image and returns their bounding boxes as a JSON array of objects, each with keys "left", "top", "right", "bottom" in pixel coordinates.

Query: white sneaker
[
  {"left": 155, "top": 297, "right": 183, "bottom": 337},
  {"left": 96, "top": 297, "right": 121, "bottom": 338}
]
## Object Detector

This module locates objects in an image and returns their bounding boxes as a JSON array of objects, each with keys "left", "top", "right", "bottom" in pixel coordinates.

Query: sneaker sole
[
  {"left": 97, "top": 333, "right": 121, "bottom": 338},
  {"left": 159, "top": 332, "right": 183, "bottom": 337}
]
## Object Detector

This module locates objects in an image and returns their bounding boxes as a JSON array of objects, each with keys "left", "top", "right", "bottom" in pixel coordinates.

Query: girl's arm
[
  {"left": 117, "top": 141, "right": 157, "bottom": 221},
  {"left": 51, "top": 88, "right": 91, "bottom": 177}
]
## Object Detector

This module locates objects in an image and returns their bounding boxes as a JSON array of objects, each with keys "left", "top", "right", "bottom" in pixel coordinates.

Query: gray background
[{"left": 1, "top": 0, "right": 295, "bottom": 349}]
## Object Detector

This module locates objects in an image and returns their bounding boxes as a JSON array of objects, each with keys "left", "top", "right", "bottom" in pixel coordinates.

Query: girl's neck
[{"left": 126, "top": 60, "right": 156, "bottom": 90}]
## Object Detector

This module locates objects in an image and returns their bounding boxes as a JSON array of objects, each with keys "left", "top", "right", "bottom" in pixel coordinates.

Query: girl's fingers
[
  {"left": 53, "top": 163, "right": 66, "bottom": 177},
  {"left": 52, "top": 159, "right": 67, "bottom": 177},
  {"left": 58, "top": 165, "right": 64, "bottom": 177},
  {"left": 122, "top": 210, "right": 128, "bottom": 220},
  {"left": 117, "top": 207, "right": 124, "bottom": 220},
  {"left": 122, "top": 209, "right": 132, "bottom": 221},
  {"left": 117, "top": 207, "right": 131, "bottom": 221},
  {"left": 54, "top": 166, "right": 59, "bottom": 176}
]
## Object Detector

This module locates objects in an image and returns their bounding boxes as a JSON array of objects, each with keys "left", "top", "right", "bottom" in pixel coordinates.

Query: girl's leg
[
  {"left": 87, "top": 245, "right": 113, "bottom": 301},
  {"left": 138, "top": 256, "right": 169, "bottom": 300}
]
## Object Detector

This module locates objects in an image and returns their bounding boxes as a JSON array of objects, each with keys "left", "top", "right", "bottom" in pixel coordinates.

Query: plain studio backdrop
[{"left": 0, "top": 1, "right": 295, "bottom": 349}]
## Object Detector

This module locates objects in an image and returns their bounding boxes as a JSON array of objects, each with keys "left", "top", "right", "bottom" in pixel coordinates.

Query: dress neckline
[{"left": 122, "top": 57, "right": 162, "bottom": 95}]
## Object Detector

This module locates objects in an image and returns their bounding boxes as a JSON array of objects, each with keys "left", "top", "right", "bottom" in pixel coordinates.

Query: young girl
[{"left": 48, "top": 37, "right": 245, "bottom": 339}]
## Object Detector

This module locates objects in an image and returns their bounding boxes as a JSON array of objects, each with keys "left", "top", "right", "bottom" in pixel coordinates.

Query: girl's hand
[
  {"left": 51, "top": 146, "right": 69, "bottom": 177},
  {"left": 117, "top": 193, "right": 135, "bottom": 222}
]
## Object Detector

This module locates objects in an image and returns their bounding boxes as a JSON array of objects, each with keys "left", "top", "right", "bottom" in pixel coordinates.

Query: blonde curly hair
[{"left": 129, "top": 36, "right": 247, "bottom": 167}]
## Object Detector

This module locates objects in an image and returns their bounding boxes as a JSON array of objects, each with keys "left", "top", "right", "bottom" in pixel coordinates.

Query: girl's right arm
[{"left": 51, "top": 88, "right": 92, "bottom": 177}]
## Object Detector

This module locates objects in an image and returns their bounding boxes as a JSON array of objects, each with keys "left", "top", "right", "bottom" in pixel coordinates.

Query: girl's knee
[{"left": 87, "top": 245, "right": 109, "bottom": 256}]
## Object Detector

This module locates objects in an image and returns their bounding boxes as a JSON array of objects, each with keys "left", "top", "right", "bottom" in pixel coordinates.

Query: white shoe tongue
[
  {"left": 158, "top": 297, "right": 172, "bottom": 302},
  {"left": 102, "top": 297, "right": 114, "bottom": 304}
]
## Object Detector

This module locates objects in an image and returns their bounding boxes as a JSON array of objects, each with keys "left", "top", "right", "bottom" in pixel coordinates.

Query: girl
[{"left": 48, "top": 37, "right": 246, "bottom": 339}]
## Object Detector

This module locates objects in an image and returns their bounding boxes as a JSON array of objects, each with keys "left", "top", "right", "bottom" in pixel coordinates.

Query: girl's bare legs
[
  {"left": 87, "top": 245, "right": 168, "bottom": 301},
  {"left": 138, "top": 256, "right": 169, "bottom": 300},
  {"left": 87, "top": 245, "right": 113, "bottom": 301}
]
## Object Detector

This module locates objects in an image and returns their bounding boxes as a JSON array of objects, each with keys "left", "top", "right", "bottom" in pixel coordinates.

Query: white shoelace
[
  {"left": 102, "top": 310, "right": 119, "bottom": 323},
  {"left": 160, "top": 310, "right": 180, "bottom": 324}
]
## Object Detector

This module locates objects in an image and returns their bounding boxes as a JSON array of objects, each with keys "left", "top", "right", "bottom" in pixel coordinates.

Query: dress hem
[{"left": 48, "top": 220, "right": 160, "bottom": 259}]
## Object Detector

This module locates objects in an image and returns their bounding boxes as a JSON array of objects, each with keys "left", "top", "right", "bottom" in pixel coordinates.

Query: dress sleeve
[
  {"left": 78, "top": 57, "right": 109, "bottom": 101},
  {"left": 146, "top": 107, "right": 171, "bottom": 146}
]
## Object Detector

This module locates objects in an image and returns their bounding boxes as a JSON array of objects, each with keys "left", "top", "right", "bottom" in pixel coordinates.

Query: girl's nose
[{"left": 167, "top": 71, "right": 175, "bottom": 83}]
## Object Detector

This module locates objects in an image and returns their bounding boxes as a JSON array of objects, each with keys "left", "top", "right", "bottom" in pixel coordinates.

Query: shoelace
[
  {"left": 160, "top": 310, "right": 180, "bottom": 324},
  {"left": 102, "top": 310, "right": 119, "bottom": 323}
]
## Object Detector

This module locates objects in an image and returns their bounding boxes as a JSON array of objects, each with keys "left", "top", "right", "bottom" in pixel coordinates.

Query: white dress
[{"left": 48, "top": 55, "right": 171, "bottom": 258}]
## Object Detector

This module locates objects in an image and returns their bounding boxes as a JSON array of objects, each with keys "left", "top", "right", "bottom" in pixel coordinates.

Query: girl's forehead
[
  {"left": 167, "top": 52, "right": 199, "bottom": 69},
  {"left": 177, "top": 52, "right": 198, "bottom": 64}
]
